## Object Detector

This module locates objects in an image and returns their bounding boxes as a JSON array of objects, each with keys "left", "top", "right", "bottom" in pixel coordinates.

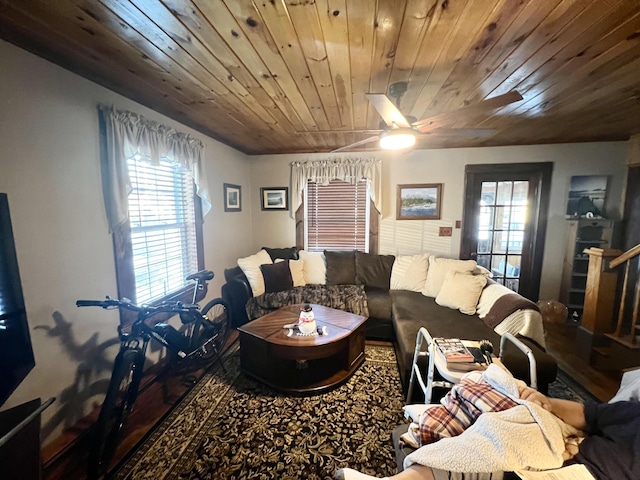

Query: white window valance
[
  {"left": 99, "top": 105, "right": 211, "bottom": 232},
  {"left": 290, "top": 158, "right": 382, "bottom": 214}
]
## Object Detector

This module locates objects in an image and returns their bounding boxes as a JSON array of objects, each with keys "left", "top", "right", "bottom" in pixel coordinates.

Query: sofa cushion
[
  {"left": 298, "top": 250, "right": 326, "bottom": 285},
  {"left": 324, "top": 250, "right": 356, "bottom": 285},
  {"left": 356, "top": 251, "right": 395, "bottom": 289},
  {"left": 260, "top": 260, "right": 294, "bottom": 293},
  {"left": 422, "top": 256, "right": 477, "bottom": 297},
  {"left": 390, "top": 290, "right": 502, "bottom": 387},
  {"left": 262, "top": 246, "right": 299, "bottom": 261},
  {"left": 436, "top": 271, "right": 487, "bottom": 315},
  {"left": 288, "top": 258, "right": 306, "bottom": 287},
  {"left": 391, "top": 254, "right": 430, "bottom": 292},
  {"left": 365, "top": 287, "right": 393, "bottom": 321},
  {"left": 237, "top": 249, "right": 273, "bottom": 297}
]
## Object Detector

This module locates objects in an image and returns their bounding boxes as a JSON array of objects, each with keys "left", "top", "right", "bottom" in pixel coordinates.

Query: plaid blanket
[
  {"left": 246, "top": 284, "right": 369, "bottom": 320},
  {"left": 418, "top": 370, "right": 518, "bottom": 445}
]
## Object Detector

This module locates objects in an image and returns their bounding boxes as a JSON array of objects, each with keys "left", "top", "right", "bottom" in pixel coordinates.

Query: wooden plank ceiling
[{"left": 1, "top": 0, "right": 639, "bottom": 155}]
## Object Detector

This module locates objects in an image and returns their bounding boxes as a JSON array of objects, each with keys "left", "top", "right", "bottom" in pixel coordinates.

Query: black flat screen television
[{"left": 0, "top": 193, "right": 35, "bottom": 407}]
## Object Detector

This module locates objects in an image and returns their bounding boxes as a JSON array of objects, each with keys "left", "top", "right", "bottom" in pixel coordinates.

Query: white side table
[{"left": 406, "top": 328, "right": 537, "bottom": 403}]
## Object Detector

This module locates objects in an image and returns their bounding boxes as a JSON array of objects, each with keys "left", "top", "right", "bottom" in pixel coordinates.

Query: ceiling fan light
[{"left": 379, "top": 129, "right": 416, "bottom": 150}]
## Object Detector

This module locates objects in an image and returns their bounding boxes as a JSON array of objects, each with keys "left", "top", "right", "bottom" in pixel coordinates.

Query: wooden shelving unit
[{"left": 560, "top": 219, "right": 620, "bottom": 322}]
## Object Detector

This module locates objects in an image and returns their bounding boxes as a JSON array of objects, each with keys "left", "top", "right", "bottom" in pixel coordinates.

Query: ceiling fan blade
[
  {"left": 366, "top": 94, "right": 411, "bottom": 128},
  {"left": 296, "top": 129, "right": 382, "bottom": 135},
  {"left": 331, "top": 136, "right": 380, "bottom": 153},
  {"left": 418, "top": 128, "right": 496, "bottom": 138},
  {"left": 414, "top": 90, "right": 523, "bottom": 132}
]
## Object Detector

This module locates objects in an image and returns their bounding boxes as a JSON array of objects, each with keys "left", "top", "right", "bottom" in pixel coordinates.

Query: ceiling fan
[{"left": 321, "top": 82, "right": 523, "bottom": 153}]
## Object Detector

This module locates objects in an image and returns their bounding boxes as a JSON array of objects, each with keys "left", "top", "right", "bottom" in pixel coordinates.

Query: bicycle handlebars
[{"left": 76, "top": 298, "right": 198, "bottom": 315}]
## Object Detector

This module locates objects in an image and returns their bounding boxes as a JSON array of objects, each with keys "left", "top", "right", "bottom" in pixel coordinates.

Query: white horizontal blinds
[
  {"left": 127, "top": 157, "right": 198, "bottom": 304},
  {"left": 306, "top": 179, "right": 368, "bottom": 252}
]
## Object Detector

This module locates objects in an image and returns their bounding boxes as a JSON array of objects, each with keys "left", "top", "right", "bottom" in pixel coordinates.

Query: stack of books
[{"left": 433, "top": 338, "right": 486, "bottom": 372}]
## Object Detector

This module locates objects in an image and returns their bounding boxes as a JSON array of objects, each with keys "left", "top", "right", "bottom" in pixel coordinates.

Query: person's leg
[{"left": 335, "top": 464, "right": 436, "bottom": 480}]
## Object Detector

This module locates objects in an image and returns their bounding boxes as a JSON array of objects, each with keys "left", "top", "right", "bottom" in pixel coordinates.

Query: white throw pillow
[
  {"left": 390, "top": 254, "right": 430, "bottom": 292},
  {"left": 289, "top": 259, "right": 306, "bottom": 287},
  {"left": 422, "top": 256, "right": 477, "bottom": 298},
  {"left": 237, "top": 249, "right": 273, "bottom": 297},
  {"left": 275, "top": 258, "right": 306, "bottom": 287},
  {"left": 436, "top": 271, "right": 488, "bottom": 315},
  {"left": 473, "top": 265, "right": 493, "bottom": 278},
  {"left": 298, "top": 250, "right": 326, "bottom": 285}
]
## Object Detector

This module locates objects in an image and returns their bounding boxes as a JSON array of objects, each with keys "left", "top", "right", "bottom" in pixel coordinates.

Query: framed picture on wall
[
  {"left": 565, "top": 175, "right": 607, "bottom": 218},
  {"left": 397, "top": 183, "right": 442, "bottom": 220},
  {"left": 260, "top": 187, "right": 288, "bottom": 211},
  {"left": 224, "top": 183, "right": 241, "bottom": 212}
]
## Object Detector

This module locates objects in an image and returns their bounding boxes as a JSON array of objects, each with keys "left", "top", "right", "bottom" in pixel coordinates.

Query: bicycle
[{"left": 77, "top": 269, "right": 230, "bottom": 479}]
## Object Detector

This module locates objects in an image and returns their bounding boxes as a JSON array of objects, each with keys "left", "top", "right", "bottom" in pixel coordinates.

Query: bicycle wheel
[
  {"left": 196, "top": 298, "right": 230, "bottom": 363},
  {"left": 87, "top": 348, "right": 144, "bottom": 479}
]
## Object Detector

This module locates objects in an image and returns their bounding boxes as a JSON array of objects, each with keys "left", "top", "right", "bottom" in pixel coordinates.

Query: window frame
[{"left": 112, "top": 179, "right": 205, "bottom": 328}]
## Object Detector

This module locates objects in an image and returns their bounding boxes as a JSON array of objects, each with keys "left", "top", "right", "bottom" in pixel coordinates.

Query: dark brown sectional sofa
[{"left": 221, "top": 249, "right": 557, "bottom": 393}]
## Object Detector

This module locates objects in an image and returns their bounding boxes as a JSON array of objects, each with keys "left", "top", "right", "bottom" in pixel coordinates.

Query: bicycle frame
[
  {"left": 78, "top": 269, "right": 224, "bottom": 479},
  {"left": 118, "top": 303, "right": 205, "bottom": 360},
  {"left": 79, "top": 271, "right": 221, "bottom": 362}
]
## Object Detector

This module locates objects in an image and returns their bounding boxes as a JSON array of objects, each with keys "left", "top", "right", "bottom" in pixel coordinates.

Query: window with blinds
[
  {"left": 305, "top": 179, "right": 369, "bottom": 252},
  {"left": 127, "top": 157, "right": 199, "bottom": 304}
]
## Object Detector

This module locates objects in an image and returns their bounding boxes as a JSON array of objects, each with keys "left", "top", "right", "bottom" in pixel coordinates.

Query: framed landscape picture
[
  {"left": 260, "top": 187, "right": 288, "bottom": 211},
  {"left": 224, "top": 183, "right": 241, "bottom": 212},
  {"left": 397, "top": 183, "right": 442, "bottom": 220}
]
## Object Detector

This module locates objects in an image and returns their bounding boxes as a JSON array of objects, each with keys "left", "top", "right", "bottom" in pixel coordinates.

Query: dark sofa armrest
[{"left": 221, "top": 268, "right": 252, "bottom": 328}]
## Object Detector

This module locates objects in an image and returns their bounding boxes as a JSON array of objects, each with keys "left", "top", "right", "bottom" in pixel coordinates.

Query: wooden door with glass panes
[
  {"left": 461, "top": 163, "right": 552, "bottom": 302},
  {"left": 477, "top": 180, "right": 528, "bottom": 292}
]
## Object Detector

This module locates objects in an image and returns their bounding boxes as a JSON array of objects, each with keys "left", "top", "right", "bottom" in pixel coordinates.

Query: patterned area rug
[
  {"left": 114, "top": 343, "right": 405, "bottom": 479},
  {"left": 114, "top": 342, "right": 599, "bottom": 480}
]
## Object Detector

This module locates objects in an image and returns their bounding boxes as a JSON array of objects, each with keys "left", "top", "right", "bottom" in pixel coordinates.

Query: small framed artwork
[
  {"left": 224, "top": 183, "right": 241, "bottom": 212},
  {"left": 260, "top": 187, "right": 288, "bottom": 211},
  {"left": 566, "top": 175, "right": 607, "bottom": 218},
  {"left": 397, "top": 183, "right": 443, "bottom": 220}
]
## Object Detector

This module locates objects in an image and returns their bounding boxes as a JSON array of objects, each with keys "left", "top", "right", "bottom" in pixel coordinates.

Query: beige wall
[
  {"left": 0, "top": 41, "right": 253, "bottom": 443},
  {"left": 250, "top": 143, "right": 627, "bottom": 301}
]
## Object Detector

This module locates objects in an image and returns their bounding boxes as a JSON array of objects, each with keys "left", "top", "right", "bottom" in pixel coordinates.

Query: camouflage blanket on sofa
[{"left": 246, "top": 284, "right": 369, "bottom": 320}]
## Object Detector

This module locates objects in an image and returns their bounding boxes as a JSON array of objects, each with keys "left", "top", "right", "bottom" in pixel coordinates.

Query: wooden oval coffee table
[{"left": 237, "top": 304, "right": 367, "bottom": 394}]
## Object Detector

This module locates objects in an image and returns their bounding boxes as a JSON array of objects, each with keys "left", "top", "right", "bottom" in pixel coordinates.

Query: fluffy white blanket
[{"left": 404, "top": 365, "right": 579, "bottom": 472}]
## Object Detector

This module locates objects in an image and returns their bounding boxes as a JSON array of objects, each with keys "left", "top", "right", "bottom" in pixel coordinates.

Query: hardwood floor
[
  {"left": 43, "top": 332, "right": 240, "bottom": 480},
  {"left": 43, "top": 324, "right": 623, "bottom": 479},
  {"left": 544, "top": 320, "right": 621, "bottom": 402}
]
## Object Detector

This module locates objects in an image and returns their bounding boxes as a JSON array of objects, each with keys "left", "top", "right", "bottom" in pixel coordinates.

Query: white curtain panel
[{"left": 99, "top": 105, "right": 211, "bottom": 232}]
